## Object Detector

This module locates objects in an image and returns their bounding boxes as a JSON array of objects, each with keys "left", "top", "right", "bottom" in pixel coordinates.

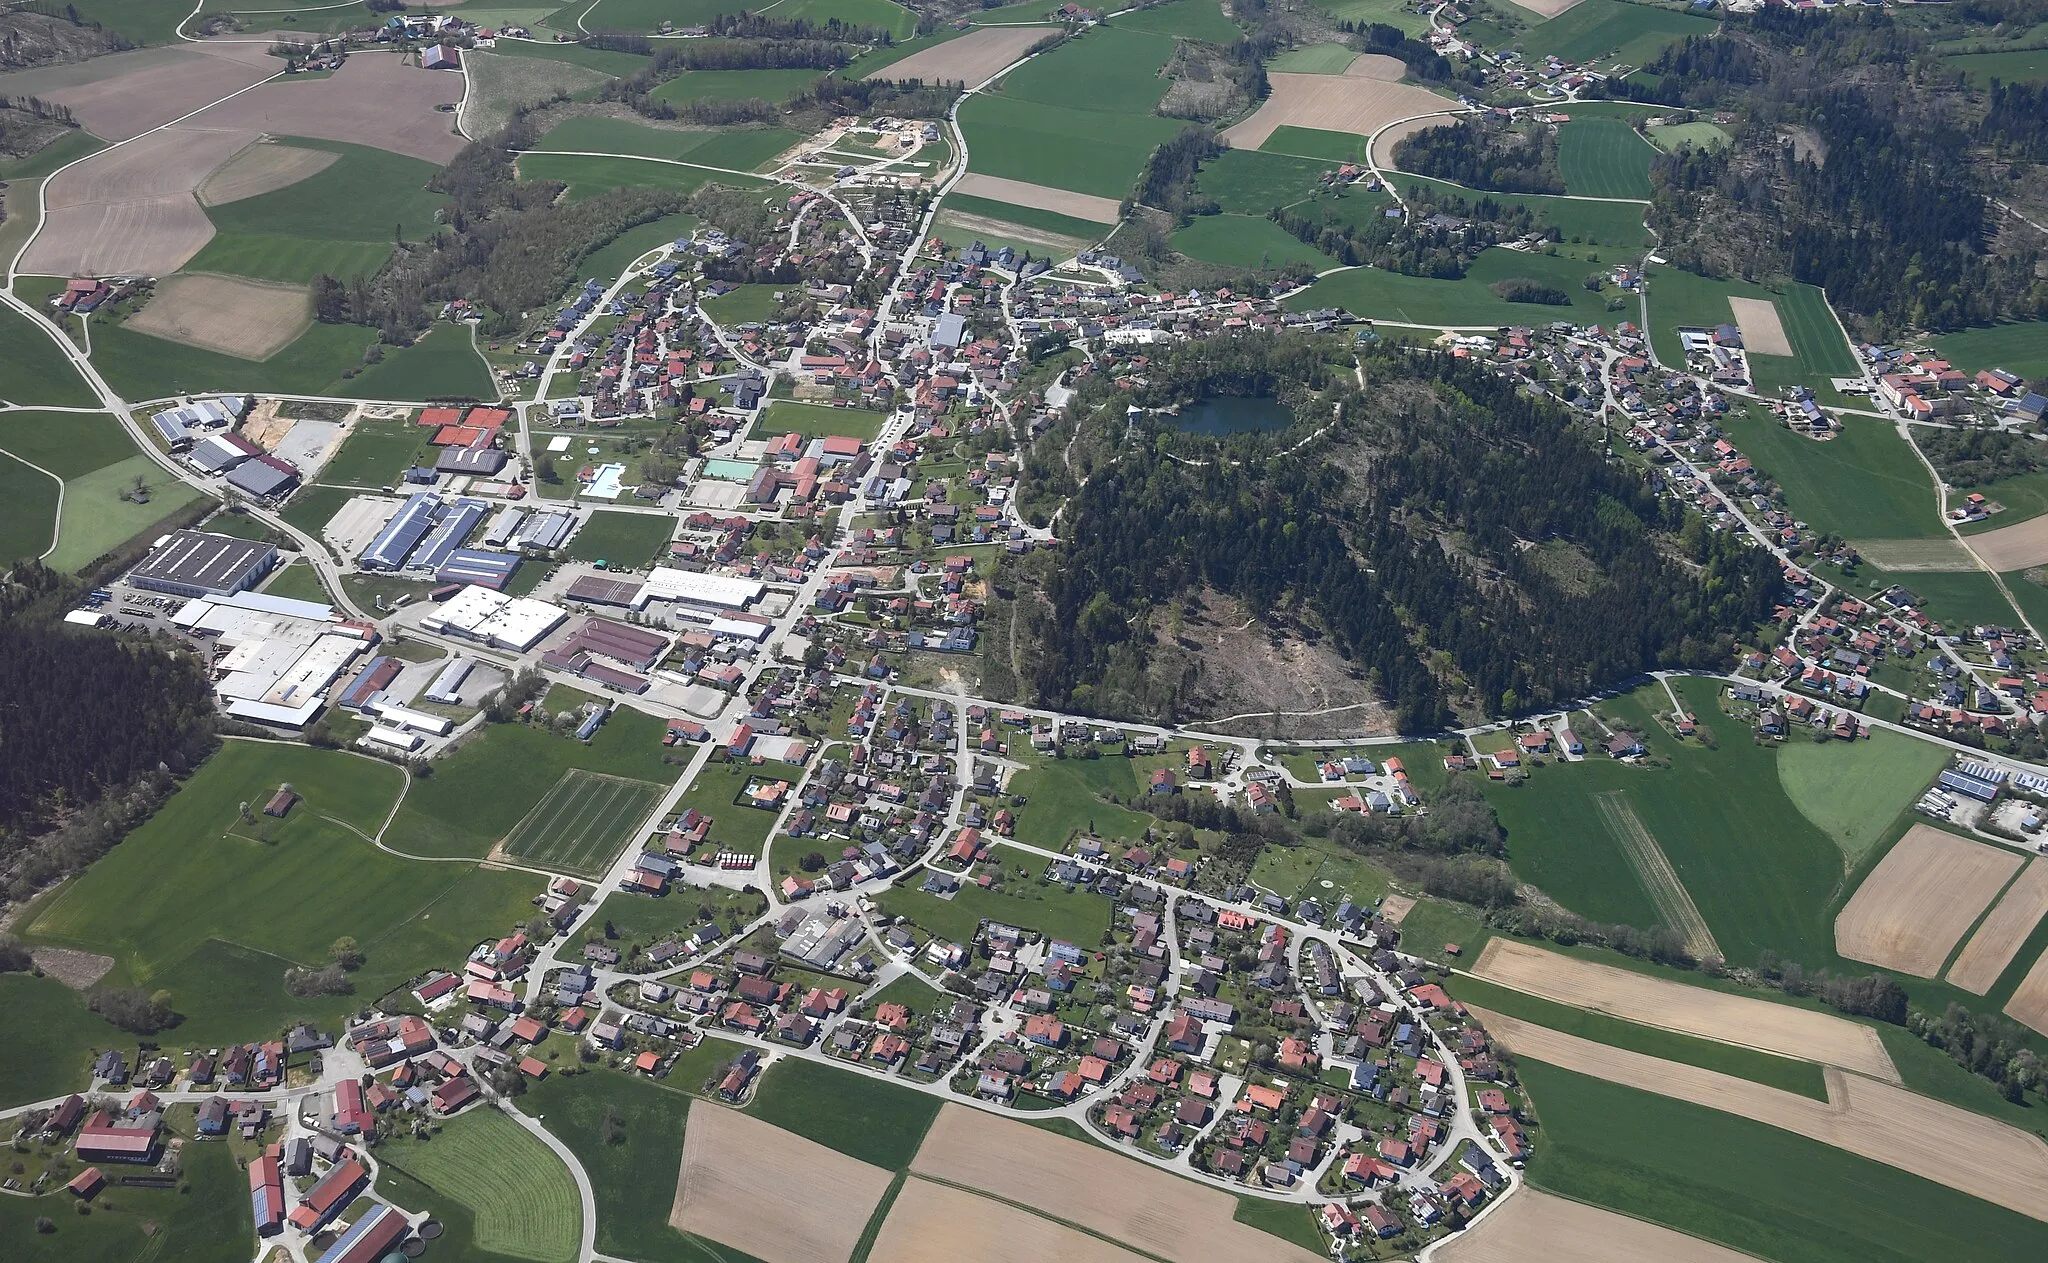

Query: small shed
[{"left": 264, "top": 784, "right": 298, "bottom": 818}]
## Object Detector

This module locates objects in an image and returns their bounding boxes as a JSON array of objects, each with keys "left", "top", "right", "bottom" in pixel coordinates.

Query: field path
[
  {"left": 1475, "top": 1008, "right": 2048, "bottom": 1222},
  {"left": 1591, "top": 789, "right": 1722, "bottom": 962}
]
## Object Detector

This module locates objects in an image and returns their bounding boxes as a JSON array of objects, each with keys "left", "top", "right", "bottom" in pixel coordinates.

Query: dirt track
[
  {"left": 1223, "top": 62, "right": 1454, "bottom": 153},
  {"left": 1476, "top": 1008, "right": 2048, "bottom": 1223},
  {"left": 867, "top": 26, "right": 1052, "bottom": 87},
  {"left": 911, "top": 1105, "right": 1326, "bottom": 1263},
  {"left": 871, "top": 1179, "right": 1153, "bottom": 1263},
  {"left": 1435, "top": 1188, "right": 1763, "bottom": 1263},
  {"left": 1728, "top": 296, "right": 1794, "bottom": 356},
  {"left": 669, "top": 1104, "right": 892, "bottom": 1263},
  {"left": 1469, "top": 939, "right": 1899, "bottom": 1081},
  {"left": 952, "top": 174, "right": 1121, "bottom": 224},
  {"left": 124, "top": 274, "right": 312, "bottom": 360},
  {"left": 1950, "top": 861, "right": 2048, "bottom": 993},
  {"left": 1835, "top": 825, "right": 2020, "bottom": 977}
]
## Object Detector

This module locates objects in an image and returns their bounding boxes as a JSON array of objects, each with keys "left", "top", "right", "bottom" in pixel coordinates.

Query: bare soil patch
[
  {"left": 1436, "top": 1187, "right": 1761, "bottom": 1263},
  {"left": 125, "top": 273, "right": 312, "bottom": 360},
  {"left": 1380, "top": 894, "right": 1416, "bottom": 924},
  {"left": 1949, "top": 861, "right": 2048, "bottom": 994},
  {"left": 1728, "top": 296, "right": 1793, "bottom": 357},
  {"left": 2002, "top": 947, "right": 2048, "bottom": 1037},
  {"left": 936, "top": 209, "right": 1092, "bottom": 255},
  {"left": 241, "top": 400, "right": 296, "bottom": 450},
  {"left": 1476, "top": 1008, "right": 2048, "bottom": 1223},
  {"left": 1835, "top": 824, "right": 2019, "bottom": 977},
  {"left": 869, "top": 26, "right": 1053, "bottom": 87},
  {"left": 910, "top": 1104, "right": 1327, "bottom": 1263},
  {"left": 669, "top": 1103, "right": 893, "bottom": 1263},
  {"left": 1468, "top": 939, "right": 1899, "bottom": 1081},
  {"left": 186, "top": 51, "right": 466, "bottom": 164},
  {"left": 1967, "top": 514, "right": 2048, "bottom": 572},
  {"left": 1171, "top": 589, "right": 1394, "bottom": 740},
  {"left": 1222, "top": 69, "right": 1454, "bottom": 153},
  {"left": 198, "top": 141, "right": 339, "bottom": 206},
  {"left": 1343, "top": 53, "right": 1408, "bottom": 81},
  {"left": 25, "top": 124, "right": 257, "bottom": 276},
  {"left": 30, "top": 946, "right": 114, "bottom": 990},
  {"left": 1844, "top": 538, "right": 1978, "bottom": 571},
  {"left": 871, "top": 1178, "right": 1153, "bottom": 1263},
  {"left": 12, "top": 44, "right": 274, "bottom": 143},
  {"left": 952, "top": 174, "right": 1121, "bottom": 224}
]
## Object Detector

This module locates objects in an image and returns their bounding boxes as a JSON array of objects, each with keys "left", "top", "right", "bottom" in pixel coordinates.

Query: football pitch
[{"left": 501, "top": 768, "right": 665, "bottom": 878}]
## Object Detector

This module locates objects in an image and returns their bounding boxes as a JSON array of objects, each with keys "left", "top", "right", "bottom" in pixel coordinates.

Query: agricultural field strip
[
  {"left": 502, "top": 768, "right": 664, "bottom": 874},
  {"left": 1474, "top": 1008, "right": 2048, "bottom": 1223},
  {"left": 1949, "top": 861, "right": 2048, "bottom": 994},
  {"left": 2002, "top": 947, "right": 2048, "bottom": 1038},
  {"left": 1469, "top": 939, "right": 1900, "bottom": 1081},
  {"left": 1592, "top": 790, "right": 1721, "bottom": 962},
  {"left": 671, "top": 1104, "right": 893, "bottom": 1263},
  {"left": 1966, "top": 512, "right": 2048, "bottom": 573},
  {"left": 870, "top": 1177, "right": 1156, "bottom": 1263},
  {"left": 1728, "top": 296, "right": 1794, "bottom": 357},
  {"left": 1434, "top": 1186, "right": 1763, "bottom": 1263},
  {"left": 909, "top": 1104, "right": 1327, "bottom": 1263},
  {"left": 1834, "top": 825, "right": 2021, "bottom": 978}
]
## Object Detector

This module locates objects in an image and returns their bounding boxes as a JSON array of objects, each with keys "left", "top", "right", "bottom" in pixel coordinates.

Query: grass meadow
[
  {"left": 0, "top": 450, "right": 58, "bottom": 562},
  {"left": 875, "top": 850, "right": 1114, "bottom": 946},
  {"left": 1944, "top": 48, "right": 2048, "bottom": 84},
  {"left": 1172, "top": 214, "right": 1338, "bottom": 270},
  {"left": 584, "top": 212, "right": 700, "bottom": 282},
  {"left": 1247, "top": 836, "right": 1389, "bottom": 907},
  {"left": 344, "top": 325, "right": 495, "bottom": 401},
  {"left": 1259, "top": 124, "right": 1373, "bottom": 164},
  {"left": 1447, "top": 974, "right": 1829, "bottom": 1099},
  {"left": 938, "top": 193, "right": 1111, "bottom": 244},
  {"left": 1719, "top": 409, "right": 1946, "bottom": 541},
  {"left": 1521, "top": 0, "right": 1714, "bottom": 67},
  {"left": 1650, "top": 120, "right": 1732, "bottom": 152},
  {"left": 1929, "top": 321, "right": 2048, "bottom": 381},
  {"left": 1268, "top": 42, "right": 1359, "bottom": 72},
  {"left": 377, "top": 1107, "right": 581, "bottom": 1263},
  {"left": 0, "top": 302, "right": 95, "bottom": 407},
  {"left": 388, "top": 709, "right": 677, "bottom": 859},
  {"left": 1287, "top": 245, "right": 1633, "bottom": 326},
  {"left": 1114, "top": 0, "right": 1241, "bottom": 41},
  {"left": 93, "top": 317, "right": 488, "bottom": 402},
  {"left": 1555, "top": 118, "right": 1656, "bottom": 199},
  {"left": 746, "top": 1056, "right": 940, "bottom": 1169},
  {"left": 668, "top": 757, "right": 810, "bottom": 853},
  {"left": 1517, "top": 1059, "right": 2048, "bottom": 1263},
  {"left": 535, "top": 116, "right": 804, "bottom": 172},
  {"left": 490, "top": 32, "right": 654, "bottom": 77},
  {"left": 699, "top": 283, "right": 787, "bottom": 324},
  {"left": 1394, "top": 174, "right": 1648, "bottom": 246},
  {"left": 650, "top": 68, "right": 824, "bottom": 105},
  {"left": 0, "top": 1132, "right": 248, "bottom": 1263},
  {"left": 0, "top": 972, "right": 108, "bottom": 1106},
  {"left": 566, "top": 509, "right": 675, "bottom": 564},
  {"left": 1007, "top": 753, "right": 1163, "bottom": 850},
  {"left": 1199, "top": 147, "right": 1356, "bottom": 214},
  {"left": 319, "top": 415, "right": 427, "bottom": 487},
  {"left": 47, "top": 454, "right": 206, "bottom": 571},
  {"left": 518, "top": 152, "right": 746, "bottom": 201},
  {"left": 192, "top": 138, "right": 449, "bottom": 286},
  {"left": 1776, "top": 729, "right": 1949, "bottom": 863},
  {"left": 759, "top": 400, "right": 889, "bottom": 442}
]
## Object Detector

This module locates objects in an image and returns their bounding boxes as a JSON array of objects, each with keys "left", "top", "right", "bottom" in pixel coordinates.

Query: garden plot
[
  {"left": 123, "top": 273, "right": 312, "bottom": 360},
  {"left": 1834, "top": 825, "right": 2020, "bottom": 977},
  {"left": 870, "top": 1178, "right": 1153, "bottom": 1263},
  {"left": 197, "top": 141, "right": 339, "bottom": 206},
  {"left": 951, "top": 173, "right": 1121, "bottom": 224},
  {"left": 1437, "top": 1187, "right": 1755, "bottom": 1263},
  {"left": 909, "top": 1105, "right": 1327, "bottom": 1263},
  {"left": 1469, "top": 939, "right": 1900, "bottom": 1081},
  {"left": 1948, "top": 860, "right": 2048, "bottom": 994},
  {"left": 1223, "top": 55, "right": 1454, "bottom": 151},
  {"left": 499, "top": 767, "right": 665, "bottom": 879},
  {"left": 1476, "top": 1008, "right": 2048, "bottom": 1223},
  {"left": 1728, "top": 296, "right": 1794, "bottom": 357},
  {"left": 669, "top": 1104, "right": 893, "bottom": 1263},
  {"left": 24, "top": 124, "right": 257, "bottom": 276},
  {"left": 867, "top": 25, "right": 1053, "bottom": 86}
]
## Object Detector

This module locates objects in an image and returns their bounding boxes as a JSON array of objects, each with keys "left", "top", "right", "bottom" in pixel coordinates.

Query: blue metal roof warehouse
[
  {"left": 360, "top": 493, "right": 441, "bottom": 570},
  {"left": 435, "top": 548, "right": 521, "bottom": 590},
  {"left": 407, "top": 498, "right": 487, "bottom": 573}
]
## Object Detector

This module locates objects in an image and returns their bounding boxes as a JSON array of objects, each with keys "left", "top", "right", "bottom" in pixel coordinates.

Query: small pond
[{"left": 1173, "top": 395, "right": 1295, "bottom": 435}]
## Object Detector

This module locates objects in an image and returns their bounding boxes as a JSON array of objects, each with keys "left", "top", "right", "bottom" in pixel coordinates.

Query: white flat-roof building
[
  {"left": 171, "top": 588, "right": 366, "bottom": 727},
  {"left": 419, "top": 585, "right": 566, "bottom": 652},
  {"left": 366, "top": 698, "right": 453, "bottom": 736},
  {"left": 632, "top": 567, "right": 765, "bottom": 614},
  {"left": 362, "top": 727, "right": 424, "bottom": 753}
]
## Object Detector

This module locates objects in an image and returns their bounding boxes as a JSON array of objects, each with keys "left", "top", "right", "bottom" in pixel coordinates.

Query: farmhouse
[{"left": 75, "top": 1110, "right": 160, "bottom": 1164}]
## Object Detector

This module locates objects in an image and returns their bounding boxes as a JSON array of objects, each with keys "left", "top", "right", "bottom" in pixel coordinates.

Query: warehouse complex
[
  {"left": 419, "top": 585, "right": 567, "bottom": 652},
  {"left": 169, "top": 591, "right": 373, "bottom": 727},
  {"left": 132, "top": 530, "right": 279, "bottom": 599}
]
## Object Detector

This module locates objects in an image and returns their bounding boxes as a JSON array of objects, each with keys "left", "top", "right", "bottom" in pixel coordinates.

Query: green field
[
  {"left": 650, "top": 68, "right": 824, "bottom": 105},
  {"left": 0, "top": 303, "right": 95, "bottom": 407},
  {"left": 535, "top": 116, "right": 805, "bottom": 172},
  {"left": 1644, "top": 265, "right": 1858, "bottom": 388},
  {"left": 1521, "top": 0, "right": 1714, "bottom": 67},
  {"left": 1259, "top": 125, "right": 1373, "bottom": 165},
  {"left": 1556, "top": 118, "right": 1655, "bottom": 199},
  {"left": 1649, "top": 120, "right": 1731, "bottom": 152},
  {"left": 47, "top": 455, "right": 207, "bottom": 571},
  {"left": 1113, "top": 0, "right": 1241, "bottom": 41},
  {"left": 746, "top": 1056, "right": 940, "bottom": 1169},
  {"left": 1945, "top": 48, "right": 2048, "bottom": 84},
  {"left": 522, "top": 1070, "right": 761, "bottom": 1263},
  {"left": 942, "top": 192, "right": 1116, "bottom": 239},
  {"left": 191, "top": 138, "right": 449, "bottom": 285},
  {"left": 378, "top": 1107, "right": 580, "bottom": 1262},
  {"left": 502, "top": 768, "right": 666, "bottom": 878},
  {"left": 1929, "top": 321, "right": 2048, "bottom": 381},
  {"left": 63, "top": 0, "right": 194, "bottom": 44},
  {"left": 1268, "top": 42, "right": 1359, "bottom": 73},
  {"left": 341, "top": 326, "right": 495, "bottom": 401},
  {"left": 1392, "top": 174, "right": 1646, "bottom": 246},
  {"left": 22, "top": 740, "right": 540, "bottom": 1044},
  {"left": 0, "top": 450, "right": 58, "bottom": 562},
  {"left": 1199, "top": 147, "right": 1357, "bottom": 215},
  {"left": 92, "top": 317, "right": 495, "bottom": 402},
  {"left": 998, "top": 24, "right": 1177, "bottom": 112},
  {"left": 1308, "top": 0, "right": 1431, "bottom": 36},
  {"left": 759, "top": 400, "right": 888, "bottom": 442},
  {"left": 1777, "top": 729, "right": 1949, "bottom": 863},
  {"left": 584, "top": 212, "right": 701, "bottom": 283},
  {"left": 958, "top": 94, "right": 1181, "bottom": 198},
  {"left": 320, "top": 416, "right": 428, "bottom": 487},
  {"left": 1008, "top": 754, "right": 1162, "bottom": 850},
  {"left": 1518, "top": 1059, "right": 2048, "bottom": 1263},
  {"left": 699, "top": 282, "right": 787, "bottom": 324},
  {"left": 519, "top": 152, "right": 745, "bottom": 201},
  {"left": 0, "top": 409, "right": 204, "bottom": 571},
  {"left": 1719, "top": 410, "right": 1946, "bottom": 541},
  {"left": 668, "top": 758, "right": 806, "bottom": 853},
  {"left": 491, "top": 33, "right": 654, "bottom": 77},
  {"left": 1287, "top": 246, "right": 1633, "bottom": 327},
  {"left": 388, "top": 708, "right": 677, "bottom": 859},
  {"left": 0, "top": 972, "right": 108, "bottom": 1106},
  {"left": 1173, "top": 213, "right": 1338, "bottom": 270},
  {"left": 1447, "top": 974, "right": 1829, "bottom": 1098},
  {"left": 567, "top": 508, "right": 674, "bottom": 564},
  {"left": 875, "top": 851, "right": 1114, "bottom": 946},
  {"left": 0, "top": 1133, "right": 249, "bottom": 1263}
]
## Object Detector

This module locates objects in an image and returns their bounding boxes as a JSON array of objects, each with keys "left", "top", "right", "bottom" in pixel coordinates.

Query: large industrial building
[
  {"left": 360, "top": 494, "right": 490, "bottom": 572},
  {"left": 169, "top": 590, "right": 371, "bottom": 727},
  {"left": 632, "top": 567, "right": 765, "bottom": 615},
  {"left": 419, "top": 585, "right": 566, "bottom": 652},
  {"left": 130, "top": 530, "right": 278, "bottom": 599}
]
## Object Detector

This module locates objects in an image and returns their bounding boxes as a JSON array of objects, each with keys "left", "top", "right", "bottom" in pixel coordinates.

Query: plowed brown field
[
  {"left": 1223, "top": 56, "right": 1455, "bottom": 153},
  {"left": 185, "top": 51, "right": 465, "bottom": 163},
  {"left": 198, "top": 142, "right": 339, "bottom": 206},
  {"left": 1436, "top": 1188, "right": 1762, "bottom": 1263},
  {"left": 1947, "top": 860, "right": 2048, "bottom": 994},
  {"left": 24, "top": 125, "right": 258, "bottom": 276},
  {"left": 867, "top": 26, "right": 1052, "bottom": 87},
  {"left": 669, "top": 1104, "right": 892, "bottom": 1263},
  {"left": 869, "top": 1179, "right": 1154, "bottom": 1263},
  {"left": 1835, "top": 825, "right": 2020, "bottom": 977}
]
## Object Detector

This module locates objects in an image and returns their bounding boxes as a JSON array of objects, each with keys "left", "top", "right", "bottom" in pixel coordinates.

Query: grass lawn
[
  {"left": 47, "top": 456, "right": 206, "bottom": 572},
  {"left": 1556, "top": 118, "right": 1655, "bottom": 199},
  {"left": 700, "top": 282, "right": 786, "bottom": 324},
  {"left": 0, "top": 1132, "right": 249, "bottom": 1263},
  {"left": 0, "top": 972, "right": 106, "bottom": 1107},
  {"left": 261, "top": 559, "right": 334, "bottom": 603},
  {"left": 319, "top": 416, "right": 427, "bottom": 487},
  {"left": 584, "top": 212, "right": 700, "bottom": 282},
  {"left": 669, "top": 757, "right": 808, "bottom": 853},
  {"left": 377, "top": 1107, "right": 580, "bottom": 1263},
  {"left": 1268, "top": 41, "right": 1359, "bottom": 72},
  {"left": 1008, "top": 753, "right": 1161, "bottom": 850},
  {"left": 758, "top": 399, "right": 888, "bottom": 442},
  {"left": 746, "top": 1056, "right": 939, "bottom": 1170},
  {"left": 1247, "top": 838, "right": 1389, "bottom": 908},
  {"left": 522, "top": 1070, "right": 760, "bottom": 1263},
  {"left": 1719, "top": 409, "right": 1945, "bottom": 541},
  {"left": 20, "top": 740, "right": 540, "bottom": 1045},
  {"left": 1446, "top": 974, "right": 1828, "bottom": 1098},
  {"left": 1777, "top": 729, "right": 1949, "bottom": 864},
  {"left": 566, "top": 509, "right": 674, "bottom": 565},
  {"left": 346, "top": 326, "right": 495, "bottom": 401},
  {"left": 0, "top": 302, "right": 95, "bottom": 407},
  {"left": 0, "top": 450, "right": 59, "bottom": 563},
  {"left": 1114, "top": 0, "right": 1240, "bottom": 41},
  {"left": 1287, "top": 245, "right": 1632, "bottom": 327},
  {"left": 1172, "top": 213, "right": 1337, "bottom": 270},
  {"left": 518, "top": 152, "right": 744, "bottom": 201},
  {"left": 862, "top": 971, "right": 947, "bottom": 1018},
  {"left": 875, "top": 851, "right": 1114, "bottom": 946},
  {"left": 1929, "top": 321, "right": 2048, "bottom": 381},
  {"left": 1517, "top": 1058, "right": 2048, "bottom": 1263},
  {"left": 1522, "top": 0, "right": 1714, "bottom": 67},
  {"left": 388, "top": 710, "right": 678, "bottom": 859},
  {"left": 1649, "top": 120, "right": 1731, "bottom": 152}
]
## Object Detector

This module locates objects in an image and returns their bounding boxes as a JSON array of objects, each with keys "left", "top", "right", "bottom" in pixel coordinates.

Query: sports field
[
  {"left": 502, "top": 768, "right": 665, "bottom": 878},
  {"left": 1556, "top": 118, "right": 1655, "bottom": 199},
  {"left": 378, "top": 1107, "right": 581, "bottom": 1263},
  {"left": 759, "top": 400, "right": 889, "bottom": 442},
  {"left": 1288, "top": 246, "right": 1630, "bottom": 326}
]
